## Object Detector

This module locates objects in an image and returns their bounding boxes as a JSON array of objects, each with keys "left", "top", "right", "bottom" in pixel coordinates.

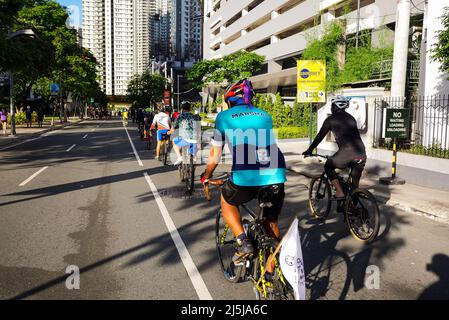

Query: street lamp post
[
  {"left": 7, "top": 29, "right": 38, "bottom": 136},
  {"left": 177, "top": 74, "right": 184, "bottom": 111}
]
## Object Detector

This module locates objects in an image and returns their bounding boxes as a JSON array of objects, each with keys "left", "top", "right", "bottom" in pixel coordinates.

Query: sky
[{"left": 57, "top": 0, "right": 82, "bottom": 27}]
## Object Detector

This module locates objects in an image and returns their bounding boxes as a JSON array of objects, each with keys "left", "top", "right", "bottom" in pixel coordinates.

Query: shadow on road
[{"left": 417, "top": 254, "right": 449, "bottom": 300}]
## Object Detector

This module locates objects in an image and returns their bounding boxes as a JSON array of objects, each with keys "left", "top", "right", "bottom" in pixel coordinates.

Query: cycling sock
[
  {"left": 236, "top": 233, "right": 247, "bottom": 245},
  {"left": 264, "top": 271, "right": 274, "bottom": 282}
]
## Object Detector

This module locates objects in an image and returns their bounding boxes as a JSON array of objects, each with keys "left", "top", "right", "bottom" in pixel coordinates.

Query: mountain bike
[
  {"left": 178, "top": 142, "right": 196, "bottom": 194},
  {"left": 204, "top": 175, "right": 295, "bottom": 300},
  {"left": 307, "top": 154, "right": 380, "bottom": 243},
  {"left": 159, "top": 132, "right": 171, "bottom": 166}
]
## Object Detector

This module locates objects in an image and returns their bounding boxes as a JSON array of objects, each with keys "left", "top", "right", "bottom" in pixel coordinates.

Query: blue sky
[{"left": 57, "top": 0, "right": 82, "bottom": 26}]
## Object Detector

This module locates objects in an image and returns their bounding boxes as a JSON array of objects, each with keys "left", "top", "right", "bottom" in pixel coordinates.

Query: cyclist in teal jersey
[{"left": 201, "top": 79, "right": 286, "bottom": 280}]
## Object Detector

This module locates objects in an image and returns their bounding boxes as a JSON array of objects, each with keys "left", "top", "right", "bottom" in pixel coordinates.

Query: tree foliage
[
  {"left": 126, "top": 72, "right": 167, "bottom": 109},
  {"left": 0, "top": 0, "right": 103, "bottom": 111},
  {"left": 187, "top": 50, "right": 265, "bottom": 89},
  {"left": 432, "top": 7, "right": 449, "bottom": 77}
]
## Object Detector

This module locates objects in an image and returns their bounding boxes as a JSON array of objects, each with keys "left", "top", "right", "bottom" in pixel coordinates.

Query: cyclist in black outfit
[{"left": 303, "top": 96, "right": 367, "bottom": 199}]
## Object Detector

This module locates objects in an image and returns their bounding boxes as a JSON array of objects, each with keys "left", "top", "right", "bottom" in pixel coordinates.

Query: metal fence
[{"left": 374, "top": 96, "right": 449, "bottom": 159}]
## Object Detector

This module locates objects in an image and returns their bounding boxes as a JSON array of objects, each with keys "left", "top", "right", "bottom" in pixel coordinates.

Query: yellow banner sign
[{"left": 297, "top": 60, "right": 326, "bottom": 103}]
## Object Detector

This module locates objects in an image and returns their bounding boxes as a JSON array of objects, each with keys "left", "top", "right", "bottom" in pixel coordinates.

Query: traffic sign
[
  {"left": 0, "top": 72, "right": 10, "bottom": 85},
  {"left": 50, "top": 83, "right": 60, "bottom": 96},
  {"left": 384, "top": 108, "right": 410, "bottom": 138},
  {"left": 297, "top": 60, "right": 326, "bottom": 103}
]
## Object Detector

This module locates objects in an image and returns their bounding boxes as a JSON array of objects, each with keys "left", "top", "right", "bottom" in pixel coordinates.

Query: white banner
[{"left": 279, "top": 218, "right": 306, "bottom": 300}]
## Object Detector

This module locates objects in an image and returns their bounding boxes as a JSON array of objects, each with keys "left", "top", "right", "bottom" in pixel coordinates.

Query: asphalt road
[{"left": 0, "top": 119, "right": 448, "bottom": 300}]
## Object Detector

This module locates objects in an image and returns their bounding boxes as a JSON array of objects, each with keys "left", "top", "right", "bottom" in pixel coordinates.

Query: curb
[
  {"left": 0, "top": 119, "right": 85, "bottom": 151},
  {"left": 286, "top": 165, "right": 449, "bottom": 225}
]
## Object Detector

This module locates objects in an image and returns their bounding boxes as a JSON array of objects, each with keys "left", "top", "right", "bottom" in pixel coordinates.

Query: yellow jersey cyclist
[
  {"left": 168, "top": 101, "right": 201, "bottom": 166},
  {"left": 151, "top": 105, "right": 172, "bottom": 160},
  {"left": 201, "top": 79, "right": 287, "bottom": 282}
]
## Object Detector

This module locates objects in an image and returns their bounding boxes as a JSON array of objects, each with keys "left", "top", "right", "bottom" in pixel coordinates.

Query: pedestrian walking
[
  {"left": 25, "top": 106, "right": 32, "bottom": 128},
  {"left": 0, "top": 109, "right": 7, "bottom": 136},
  {"left": 37, "top": 107, "right": 44, "bottom": 128}
]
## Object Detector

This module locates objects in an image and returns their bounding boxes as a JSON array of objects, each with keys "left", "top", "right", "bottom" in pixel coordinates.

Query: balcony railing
[{"left": 371, "top": 59, "right": 420, "bottom": 81}]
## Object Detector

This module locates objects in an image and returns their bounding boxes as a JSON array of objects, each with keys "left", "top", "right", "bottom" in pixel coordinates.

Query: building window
[
  {"left": 276, "top": 18, "right": 315, "bottom": 40},
  {"left": 334, "top": 0, "right": 376, "bottom": 17},
  {"left": 253, "top": 63, "right": 268, "bottom": 76},
  {"left": 246, "top": 38, "right": 270, "bottom": 52},
  {"left": 278, "top": 0, "right": 305, "bottom": 15},
  {"left": 279, "top": 85, "right": 297, "bottom": 97},
  {"left": 225, "top": 11, "right": 242, "bottom": 28},
  {"left": 248, "top": 0, "right": 264, "bottom": 12}
]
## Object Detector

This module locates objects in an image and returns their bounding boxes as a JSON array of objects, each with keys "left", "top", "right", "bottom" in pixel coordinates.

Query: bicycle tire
[
  {"left": 253, "top": 246, "right": 295, "bottom": 300},
  {"left": 178, "top": 163, "right": 184, "bottom": 182},
  {"left": 215, "top": 209, "right": 244, "bottom": 283},
  {"left": 344, "top": 188, "right": 380, "bottom": 243},
  {"left": 185, "top": 154, "right": 195, "bottom": 193},
  {"left": 308, "top": 175, "right": 332, "bottom": 220},
  {"left": 163, "top": 140, "right": 169, "bottom": 165}
]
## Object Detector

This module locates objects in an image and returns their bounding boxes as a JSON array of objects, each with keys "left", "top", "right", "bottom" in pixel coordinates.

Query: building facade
[
  {"left": 202, "top": 0, "right": 425, "bottom": 99},
  {"left": 83, "top": 0, "right": 151, "bottom": 96},
  {"left": 171, "top": 0, "right": 202, "bottom": 61}
]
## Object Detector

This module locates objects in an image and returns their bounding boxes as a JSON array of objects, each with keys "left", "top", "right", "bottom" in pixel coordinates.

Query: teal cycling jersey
[{"left": 211, "top": 104, "right": 286, "bottom": 187}]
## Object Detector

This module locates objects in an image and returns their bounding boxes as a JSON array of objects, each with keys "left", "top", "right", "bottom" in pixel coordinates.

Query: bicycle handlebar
[{"left": 203, "top": 174, "right": 229, "bottom": 202}]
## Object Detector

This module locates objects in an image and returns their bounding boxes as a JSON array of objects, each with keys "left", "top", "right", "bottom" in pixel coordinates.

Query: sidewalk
[
  {"left": 0, "top": 118, "right": 85, "bottom": 150},
  {"left": 278, "top": 139, "right": 449, "bottom": 224}
]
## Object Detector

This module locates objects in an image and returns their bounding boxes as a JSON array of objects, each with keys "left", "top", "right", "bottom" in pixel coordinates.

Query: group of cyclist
[
  {"left": 130, "top": 102, "right": 201, "bottom": 166},
  {"left": 199, "top": 78, "right": 367, "bottom": 284},
  {"left": 125, "top": 77, "right": 367, "bottom": 287}
]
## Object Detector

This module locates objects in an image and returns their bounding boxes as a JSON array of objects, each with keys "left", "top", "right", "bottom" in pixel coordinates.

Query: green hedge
[{"left": 274, "top": 127, "right": 309, "bottom": 139}]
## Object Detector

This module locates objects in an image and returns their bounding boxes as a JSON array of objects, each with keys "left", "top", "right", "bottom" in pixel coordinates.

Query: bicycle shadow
[{"left": 294, "top": 192, "right": 409, "bottom": 300}]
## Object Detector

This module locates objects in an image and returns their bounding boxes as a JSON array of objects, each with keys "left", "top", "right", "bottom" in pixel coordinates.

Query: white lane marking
[
  {"left": 66, "top": 144, "right": 76, "bottom": 152},
  {"left": 19, "top": 166, "right": 49, "bottom": 186},
  {"left": 123, "top": 124, "right": 212, "bottom": 300},
  {"left": 83, "top": 134, "right": 89, "bottom": 139},
  {"left": 123, "top": 125, "right": 143, "bottom": 167},
  {"left": 143, "top": 173, "right": 213, "bottom": 300}
]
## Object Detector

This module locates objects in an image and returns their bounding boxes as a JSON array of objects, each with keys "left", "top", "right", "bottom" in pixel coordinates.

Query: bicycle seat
[
  {"left": 258, "top": 185, "right": 281, "bottom": 208},
  {"left": 349, "top": 157, "right": 366, "bottom": 167}
]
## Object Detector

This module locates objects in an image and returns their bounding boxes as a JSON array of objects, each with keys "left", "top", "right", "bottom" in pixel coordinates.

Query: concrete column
[
  {"left": 271, "top": 34, "right": 279, "bottom": 44},
  {"left": 271, "top": 11, "right": 279, "bottom": 20},
  {"left": 391, "top": 0, "right": 411, "bottom": 98},
  {"left": 242, "top": 8, "right": 248, "bottom": 16}
]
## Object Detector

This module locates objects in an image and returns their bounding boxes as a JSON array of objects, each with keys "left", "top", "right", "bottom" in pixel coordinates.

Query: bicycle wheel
[
  {"left": 345, "top": 188, "right": 380, "bottom": 243},
  {"left": 185, "top": 154, "right": 195, "bottom": 194},
  {"left": 178, "top": 163, "right": 184, "bottom": 182},
  {"left": 253, "top": 247, "right": 295, "bottom": 300},
  {"left": 308, "top": 175, "right": 332, "bottom": 220},
  {"left": 163, "top": 140, "right": 169, "bottom": 165},
  {"left": 215, "top": 209, "right": 244, "bottom": 283}
]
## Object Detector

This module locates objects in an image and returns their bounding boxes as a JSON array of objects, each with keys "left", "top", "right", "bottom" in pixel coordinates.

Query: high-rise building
[
  {"left": 83, "top": 0, "right": 151, "bottom": 96},
  {"left": 82, "top": 0, "right": 106, "bottom": 92},
  {"left": 83, "top": 0, "right": 202, "bottom": 96},
  {"left": 171, "top": 0, "right": 202, "bottom": 61}
]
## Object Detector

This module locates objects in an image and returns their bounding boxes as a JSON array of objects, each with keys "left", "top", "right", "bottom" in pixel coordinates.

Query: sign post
[
  {"left": 297, "top": 60, "right": 326, "bottom": 145},
  {"left": 379, "top": 108, "right": 410, "bottom": 185}
]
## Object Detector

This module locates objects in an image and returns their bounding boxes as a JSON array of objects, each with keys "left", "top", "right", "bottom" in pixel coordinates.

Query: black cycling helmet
[{"left": 181, "top": 101, "right": 191, "bottom": 111}]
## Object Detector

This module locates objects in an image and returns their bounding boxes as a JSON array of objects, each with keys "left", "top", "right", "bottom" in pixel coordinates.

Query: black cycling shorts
[{"left": 222, "top": 180, "right": 285, "bottom": 221}]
